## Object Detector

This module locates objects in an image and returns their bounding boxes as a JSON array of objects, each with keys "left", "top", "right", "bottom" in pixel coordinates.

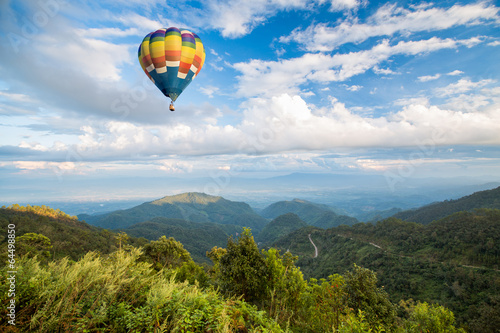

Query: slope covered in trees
[
  {"left": 124, "top": 217, "right": 242, "bottom": 263},
  {"left": 273, "top": 209, "right": 500, "bottom": 331},
  {"left": 80, "top": 192, "right": 268, "bottom": 232},
  {"left": 0, "top": 217, "right": 466, "bottom": 333},
  {"left": 259, "top": 198, "right": 357, "bottom": 228},
  {"left": 392, "top": 186, "right": 500, "bottom": 224},
  {"left": 1, "top": 198, "right": 497, "bottom": 332},
  {"left": 0, "top": 205, "right": 148, "bottom": 262},
  {"left": 256, "top": 213, "right": 308, "bottom": 244}
]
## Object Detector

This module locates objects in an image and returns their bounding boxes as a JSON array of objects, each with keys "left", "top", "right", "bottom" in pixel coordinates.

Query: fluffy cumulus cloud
[
  {"left": 9, "top": 93, "right": 499, "bottom": 167},
  {"left": 281, "top": 2, "right": 499, "bottom": 51},
  {"left": 1, "top": 0, "right": 499, "bottom": 183},
  {"left": 233, "top": 36, "right": 482, "bottom": 98},
  {"left": 205, "top": 0, "right": 363, "bottom": 37}
]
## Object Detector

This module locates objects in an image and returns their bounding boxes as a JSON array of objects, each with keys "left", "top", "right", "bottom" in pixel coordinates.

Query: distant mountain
[
  {"left": 257, "top": 213, "right": 308, "bottom": 244},
  {"left": 356, "top": 207, "right": 403, "bottom": 222},
  {"left": 124, "top": 217, "right": 242, "bottom": 264},
  {"left": 261, "top": 199, "right": 336, "bottom": 220},
  {"left": 260, "top": 198, "right": 357, "bottom": 228},
  {"left": 311, "top": 211, "right": 358, "bottom": 228},
  {"left": 392, "top": 186, "right": 500, "bottom": 224},
  {"left": 80, "top": 192, "right": 268, "bottom": 231}
]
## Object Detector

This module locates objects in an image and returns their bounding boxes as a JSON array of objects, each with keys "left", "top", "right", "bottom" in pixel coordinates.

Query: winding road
[{"left": 308, "top": 234, "right": 318, "bottom": 258}]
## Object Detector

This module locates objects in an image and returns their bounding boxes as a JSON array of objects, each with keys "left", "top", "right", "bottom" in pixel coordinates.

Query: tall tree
[
  {"left": 217, "top": 228, "right": 268, "bottom": 303},
  {"left": 344, "top": 264, "right": 396, "bottom": 329},
  {"left": 141, "top": 236, "right": 192, "bottom": 270}
]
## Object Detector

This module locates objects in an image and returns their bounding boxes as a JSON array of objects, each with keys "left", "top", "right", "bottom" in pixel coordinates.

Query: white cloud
[
  {"left": 447, "top": 70, "right": 464, "bottom": 76},
  {"left": 75, "top": 27, "right": 141, "bottom": 38},
  {"left": 328, "top": 0, "right": 362, "bottom": 11},
  {"left": 158, "top": 160, "right": 194, "bottom": 173},
  {"left": 15, "top": 93, "right": 498, "bottom": 164},
  {"left": 0, "top": 91, "right": 35, "bottom": 103},
  {"left": 345, "top": 85, "right": 363, "bottom": 91},
  {"left": 281, "top": 2, "right": 499, "bottom": 51},
  {"left": 206, "top": 0, "right": 312, "bottom": 38},
  {"left": 13, "top": 161, "right": 76, "bottom": 171},
  {"left": 205, "top": 0, "right": 362, "bottom": 38},
  {"left": 373, "top": 66, "right": 399, "bottom": 75},
  {"left": 393, "top": 97, "right": 430, "bottom": 106},
  {"left": 19, "top": 141, "right": 49, "bottom": 152},
  {"left": 418, "top": 74, "right": 441, "bottom": 82},
  {"left": 36, "top": 31, "right": 134, "bottom": 82},
  {"left": 233, "top": 37, "right": 478, "bottom": 98},
  {"left": 436, "top": 79, "right": 496, "bottom": 97},
  {"left": 200, "top": 86, "right": 220, "bottom": 98},
  {"left": 117, "top": 13, "right": 164, "bottom": 33}
]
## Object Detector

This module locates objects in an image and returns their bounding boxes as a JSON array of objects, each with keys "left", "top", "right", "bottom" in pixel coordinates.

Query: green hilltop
[
  {"left": 257, "top": 212, "right": 308, "bottom": 244},
  {"left": 80, "top": 192, "right": 268, "bottom": 232},
  {"left": 393, "top": 185, "right": 500, "bottom": 224}
]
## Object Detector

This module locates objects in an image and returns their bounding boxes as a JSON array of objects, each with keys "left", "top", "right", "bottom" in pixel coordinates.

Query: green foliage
[
  {"left": 216, "top": 228, "right": 269, "bottom": 303},
  {"left": 273, "top": 209, "right": 500, "bottom": 331},
  {"left": 297, "top": 275, "right": 349, "bottom": 332},
  {"left": 16, "top": 232, "right": 52, "bottom": 260},
  {"left": 311, "top": 211, "right": 358, "bottom": 229},
  {"left": 257, "top": 213, "right": 308, "bottom": 244},
  {"left": 393, "top": 186, "right": 500, "bottom": 224},
  {"left": 4, "top": 204, "right": 77, "bottom": 220},
  {"left": 337, "top": 310, "right": 386, "bottom": 333},
  {"left": 0, "top": 204, "right": 479, "bottom": 332},
  {"left": 173, "top": 261, "right": 211, "bottom": 289},
  {"left": 125, "top": 217, "right": 242, "bottom": 264},
  {"left": 0, "top": 206, "right": 148, "bottom": 262},
  {"left": 114, "top": 231, "right": 130, "bottom": 251},
  {"left": 262, "top": 247, "right": 307, "bottom": 326},
  {"left": 0, "top": 249, "right": 284, "bottom": 332},
  {"left": 344, "top": 264, "right": 396, "bottom": 329},
  {"left": 141, "top": 235, "right": 192, "bottom": 270},
  {"left": 401, "top": 301, "right": 466, "bottom": 333}
]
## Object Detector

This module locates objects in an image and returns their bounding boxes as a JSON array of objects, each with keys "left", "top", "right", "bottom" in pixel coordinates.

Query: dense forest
[
  {"left": 272, "top": 209, "right": 500, "bottom": 332},
  {"left": 0, "top": 201, "right": 498, "bottom": 332}
]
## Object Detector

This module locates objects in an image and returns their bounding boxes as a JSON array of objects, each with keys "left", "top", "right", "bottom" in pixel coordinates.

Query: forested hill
[
  {"left": 260, "top": 199, "right": 343, "bottom": 220},
  {"left": 0, "top": 205, "right": 148, "bottom": 261},
  {"left": 79, "top": 192, "right": 268, "bottom": 231},
  {"left": 259, "top": 198, "right": 357, "bottom": 228},
  {"left": 392, "top": 185, "right": 500, "bottom": 224},
  {"left": 257, "top": 213, "right": 308, "bottom": 244},
  {"left": 272, "top": 208, "right": 500, "bottom": 331},
  {"left": 124, "top": 217, "right": 242, "bottom": 264},
  {"left": 1, "top": 203, "right": 497, "bottom": 331}
]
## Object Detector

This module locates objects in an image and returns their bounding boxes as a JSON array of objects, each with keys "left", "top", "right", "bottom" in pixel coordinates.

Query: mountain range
[
  {"left": 73, "top": 186, "right": 500, "bottom": 263},
  {"left": 3, "top": 185, "right": 500, "bottom": 331},
  {"left": 79, "top": 192, "right": 268, "bottom": 231}
]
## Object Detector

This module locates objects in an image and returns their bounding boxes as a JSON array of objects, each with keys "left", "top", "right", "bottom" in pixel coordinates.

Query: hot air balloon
[{"left": 138, "top": 27, "right": 206, "bottom": 111}]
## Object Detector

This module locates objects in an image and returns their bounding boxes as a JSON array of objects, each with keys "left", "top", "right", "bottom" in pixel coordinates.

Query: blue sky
[{"left": 0, "top": 0, "right": 499, "bottom": 203}]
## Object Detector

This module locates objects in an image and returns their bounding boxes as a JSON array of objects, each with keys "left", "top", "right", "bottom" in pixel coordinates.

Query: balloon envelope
[{"left": 138, "top": 27, "right": 205, "bottom": 102}]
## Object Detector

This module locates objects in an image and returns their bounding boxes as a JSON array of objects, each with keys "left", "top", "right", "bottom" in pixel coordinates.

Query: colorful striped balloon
[{"left": 138, "top": 27, "right": 205, "bottom": 104}]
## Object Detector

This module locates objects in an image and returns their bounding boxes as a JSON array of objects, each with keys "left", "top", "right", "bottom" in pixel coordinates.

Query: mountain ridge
[
  {"left": 392, "top": 185, "right": 500, "bottom": 224},
  {"left": 79, "top": 192, "right": 268, "bottom": 231},
  {"left": 260, "top": 198, "right": 357, "bottom": 228}
]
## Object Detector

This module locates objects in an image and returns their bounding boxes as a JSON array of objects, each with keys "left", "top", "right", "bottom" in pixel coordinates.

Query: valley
[{"left": 1, "top": 185, "right": 499, "bottom": 332}]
